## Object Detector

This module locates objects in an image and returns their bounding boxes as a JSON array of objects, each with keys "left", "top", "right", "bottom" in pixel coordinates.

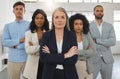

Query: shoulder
[
  {"left": 83, "top": 33, "right": 92, "bottom": 40},
  {"left": 103, "top": 21, "right": 112, "bottom": 26},
  {"left": 23, "top": 20, "right": 30, "bottom": 24},
  {"left": 90, "top": 21, "right": 95, "bottom": 25},
  {"left": 25, "top": 30, "right": 31, "bottom": 35},
  {"left": 65, "top": 30, "right": 75, "bottom": 36},
  {"left": 42, "top": 31, "right": 51, "bottom": 39},
  {"left": 22, "top": 20, "right": 30, "bottom": 28},
  {"left": 103, "top": 22, "right": 113, "bottom": 29},
  {"left": 3, "top": 21, "right": 15, "bottom": 29}
]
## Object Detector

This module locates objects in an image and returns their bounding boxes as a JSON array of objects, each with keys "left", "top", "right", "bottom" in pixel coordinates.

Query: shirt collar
[
  {"left": 94, "top": 19, "right": 103, "bottom": 26},
  {"left": 15, "top": 19, "right": 24, "bottom": 23}
]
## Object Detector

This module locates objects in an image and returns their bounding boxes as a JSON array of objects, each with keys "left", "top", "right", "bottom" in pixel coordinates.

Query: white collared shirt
[
  {"left": 94, "top": 20, "right": 103, "bottom": 57},
  {"left": 94, "top": 20, "right": 103, "bottom": 36},
  {"left": 56, "top": 40, "right": 64, "bottom": 69},
  {"left": 78, "top": 41, "right": 83, "bottom": 50}
]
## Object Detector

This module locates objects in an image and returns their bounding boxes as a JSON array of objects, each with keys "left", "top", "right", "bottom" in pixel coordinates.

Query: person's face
[
  {"left": 94, "top": 6, "right": 104, "bottom": 20},
  {"left": 53, "top": 10, "right": 66, "bottom": 29},
  {"left": 13, "top": 5, "right": 25, "bottom": 19},
  {"left": 35, "top": 13, "right": 45, "bottom": 28},
  {"left": 74, "top": 19, "right": 83, "bottom": 33}
]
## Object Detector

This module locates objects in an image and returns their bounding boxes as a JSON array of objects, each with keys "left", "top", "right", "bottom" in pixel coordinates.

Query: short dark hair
[
  {"left": 30, "top": 9, "right": 49, "bottom": 33},
  {"left": 93, "top": 5, "right": 103, "bottom": 11},
  {"left": 13, "top": 1, "right": 25, "bottom": 8},
  {"left": 69, "top": 13, "right": 89, "bottom": 34}
]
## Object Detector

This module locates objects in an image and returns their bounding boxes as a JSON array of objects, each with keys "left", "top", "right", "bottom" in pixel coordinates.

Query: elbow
[
  {"left": 2, "top": 40, "right": 6, "bottom": 46},
  {"left": 40, "top": 53, "right": 47, "bottom": 63}
]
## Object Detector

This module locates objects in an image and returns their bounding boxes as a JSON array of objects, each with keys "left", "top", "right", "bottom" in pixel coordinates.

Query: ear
[
  {"left": 93, "top": 12, "right": 95, "bottom": 16},
  {"left": 13, "top": 9, "right": 15, "bottom": 14},
  {"left": 24, "top": 9, "right": 26, "bottom": 13}
]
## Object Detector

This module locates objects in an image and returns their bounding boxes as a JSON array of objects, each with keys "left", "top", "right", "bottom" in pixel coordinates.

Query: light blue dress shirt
[{"left": 2, "top": 20, "right": 30, "bottom": 62}]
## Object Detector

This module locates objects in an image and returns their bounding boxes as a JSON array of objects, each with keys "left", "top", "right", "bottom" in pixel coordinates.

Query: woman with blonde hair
[{"left": 40, "top": 7, "right": 79, "bottom": 79}]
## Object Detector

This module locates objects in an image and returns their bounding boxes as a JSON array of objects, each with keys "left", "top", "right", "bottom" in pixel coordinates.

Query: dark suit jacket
[{"left": 40, "top": 29, "right": 79, "bottom": 79}]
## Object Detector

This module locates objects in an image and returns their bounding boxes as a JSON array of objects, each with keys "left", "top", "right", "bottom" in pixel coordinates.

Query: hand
[
  {"left": 64, "top": 46, "right": 78, "bottom": 58},
  {"left": 93, "top": 38, "right": 96, "bottom": 43},
  {"left": 19, "top": 38, "right": 25, "bottom": 43},
  {"left": 29, "top": 41, "right": 33, "bottom": 46},
  {"left": 42, "top": 45, "right": 50, "bottom": 54},
  {"left": 87, "top": 45, "right": 92, "bottom": 49}
]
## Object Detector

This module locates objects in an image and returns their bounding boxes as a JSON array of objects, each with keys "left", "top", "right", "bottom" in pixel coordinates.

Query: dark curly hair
[
  {"left": 69, "top": 13, "right": 89, "bottom": 34},
  {"left": 30, "top": 9, "right": 49, "bottom": 33}
]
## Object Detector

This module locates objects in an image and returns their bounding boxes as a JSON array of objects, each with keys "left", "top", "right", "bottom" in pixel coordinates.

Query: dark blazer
[{"left": 40, "top": 29, "right": 79, "bottom": 79}]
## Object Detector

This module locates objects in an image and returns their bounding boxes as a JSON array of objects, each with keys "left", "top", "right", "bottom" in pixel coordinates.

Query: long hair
[{"left": 30, "top": 9, "right": 49, "bottom": 33}]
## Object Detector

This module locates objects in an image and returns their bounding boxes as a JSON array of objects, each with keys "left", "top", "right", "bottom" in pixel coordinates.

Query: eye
[
  {"left": 20, "top": 8, "right": 23, "bottom": 11},
  {"left": 15, "top": 8, "right": 18, "bottom": 10},
  {"left": 55, "top": 16, "right": 59, "bottom": 19},
  {"left": 61, "top": 16, "right": 65, "bottom": 19}
]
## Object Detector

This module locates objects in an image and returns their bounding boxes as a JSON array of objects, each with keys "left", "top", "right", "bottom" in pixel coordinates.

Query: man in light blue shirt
[{"left": 2, "top": 1, "right": 29, "bottom": 79}]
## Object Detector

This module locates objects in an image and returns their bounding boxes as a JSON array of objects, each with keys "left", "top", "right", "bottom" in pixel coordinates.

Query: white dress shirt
[{"left": 56, "top": 40, "right": 64, "bottom": 70}]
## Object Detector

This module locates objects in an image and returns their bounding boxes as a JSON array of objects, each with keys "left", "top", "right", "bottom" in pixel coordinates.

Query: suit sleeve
[
  {"left": 40, "top": 32, "right": 64, "bottom": 64},
  {"left": 25, "top": 31, "right": 40, "bottom": 55},
  {"left": 78, "top": 33, "right": 96, "bottom": 58},
  {"left": 64, "top": 32, "right": 78, "bottom": 65},
  {"left": 96, "top": 25, "right": 116, "bottom": 47},
  {"left": 17, "top": 43, "right": 25, "bottom": 50}
]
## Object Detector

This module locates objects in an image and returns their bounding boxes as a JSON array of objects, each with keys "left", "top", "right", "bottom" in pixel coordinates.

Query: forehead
[
  {"left": 74, "top": 19, "right": 82, "bottom": 23},
  {"left": 36, "top": 13, "right": 44, "bottom": 17},
  {"left": 14, "top": 5, "right": 24, "bottom": 9},
  {"left": 94, "top": 6, "right": 103, "bottom": 11},
  {"left": 54, "top": 10, "right": 66, "bottom": 16}
]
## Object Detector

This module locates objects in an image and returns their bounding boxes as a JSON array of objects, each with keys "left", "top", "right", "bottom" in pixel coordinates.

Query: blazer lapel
[
  {"left": 82, "top": 34, "right": 86, "bottom": 49},
  {"left": 50, "top": 30, "right": 58, "bottom": 53},
  {"left": 62, "top": 29, "right": 68, "bottom": 54},
  {"left": 101, "top": 22, "right": 106, "bottom": 38},
  {"left": 91, "top": 21, "right": 101, "bottom": 38},
  {"left": 93, "top": 21, "right": 101, "bottom": 37}
]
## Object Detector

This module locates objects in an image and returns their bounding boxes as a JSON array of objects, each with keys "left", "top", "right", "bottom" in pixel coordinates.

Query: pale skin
[{"left": 42, "top": 10, "right": 78, "bottom": 58}]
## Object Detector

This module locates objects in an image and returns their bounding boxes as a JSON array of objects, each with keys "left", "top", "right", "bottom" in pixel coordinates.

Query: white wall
[{"left": 0, "top": 0, "right": 120, "bottom": 54}]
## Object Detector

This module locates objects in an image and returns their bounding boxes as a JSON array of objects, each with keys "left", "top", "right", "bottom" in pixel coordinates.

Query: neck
[
  {"left": 76, "top": 32, "right": 82, "bottom": 42},
  {"left": 37, "top": 28, "right": 43, "bottom": 32},
  {"left": 55, "top": 29, "right": 64, "bottom": 41},
  {"left": 76, "top": 32, "right": 82, "bottom": 37},
  {"left": 95, "top": 19, "right": 102, "bottom": 26},
  {"left": 55, "top": 28, "right": 64, "bottom": 34},
  {"left": 16, "top": 17, "right": 23, "bottom": 22}
]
